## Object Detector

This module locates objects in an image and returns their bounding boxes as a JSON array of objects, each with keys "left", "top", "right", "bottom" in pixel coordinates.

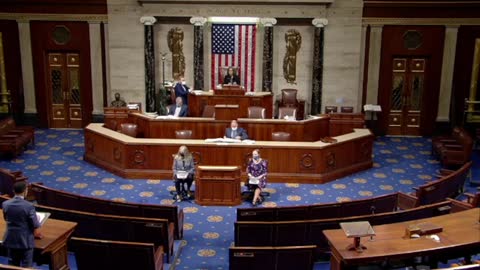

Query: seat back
[
  {"left": 278, "top": 107, "right": 297, "bottom": 120},
  {"left": 105, "top": 119, "right": 118, "bottom": 131},
  {"left": 201, "top": 105, "right": 215, "bottom": 118},
  {"left": 281, "top": 89, "right": 298, "bottom": 106},
  {"left": 340, "top": 106, "right": 354, "bottom": 113},
  {"left": 325, "top": 106, "right": 338, "bottom": 113},
  {"left": 248, "top": 106, "right": 266, "bottom": 119},
  {"left": 271, "top": 132, "right": 291, "bottom": 141},
  {"left": 120, "top": 123, "right": 138, "bottom": 138},
  {"left": 175, "top": 130, "right": 193, "bottom": 139}
]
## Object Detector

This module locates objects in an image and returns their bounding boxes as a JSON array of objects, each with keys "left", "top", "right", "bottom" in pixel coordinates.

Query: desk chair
[
  {"left": 175, "top": 130, "right": 193, "bottom": 139},
  {"left": 272, "top": 132, "right": 291, "bottom": 141},
  {"left": 325, "top": 106, "right": 338, "bottom": 114},
  {"left": 278, "top": 107, "right": 297, "bottom": 120},
  {"left": 119, "top": 123, "right": 138, "bottom": 137},
  {"left": 202, "top": 105, "right": 215, "bottom": 118},
  {"left": 248, "top": 106, "right": 266, "bottom": 119},
  {"left": 340, "top": 106, "right": 354, "bottom": 113}
]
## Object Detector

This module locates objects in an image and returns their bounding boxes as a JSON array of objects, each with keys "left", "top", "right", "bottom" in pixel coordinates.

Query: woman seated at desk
[
  {"left": 247, "top": 149, "right": 268, "bottom": 206},
  {"left": 223, "top": 67, "right": 240, "bottom": 85},
  {"left": 172, "top": 145, "right": 195, "bottom": 202}
]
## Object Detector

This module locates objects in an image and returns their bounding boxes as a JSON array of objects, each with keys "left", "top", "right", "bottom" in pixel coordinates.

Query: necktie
[{"left": 232, "top": 130, "right": 236, "bottom": 138}]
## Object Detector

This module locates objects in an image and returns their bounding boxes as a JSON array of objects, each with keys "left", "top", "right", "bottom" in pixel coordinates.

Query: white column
[
  {"left": 437, "top": 25, "right": 459, "bottom": 122},
  {"left": 17, "top": 20, "right": 36, "bottom": 114},
  {"left": 365, "top": 25, "right": 383, "bottom": 105},
  {"left": 89, "top": 21, "right": 104, "bottom": 115},
  {"left": 357, "top": 24, "right": 368, "bottom": 110}
]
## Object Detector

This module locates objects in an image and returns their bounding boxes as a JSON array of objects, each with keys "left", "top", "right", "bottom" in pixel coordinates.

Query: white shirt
[{"left": 174, "top": 106, "right": 182, "bottom": 117}]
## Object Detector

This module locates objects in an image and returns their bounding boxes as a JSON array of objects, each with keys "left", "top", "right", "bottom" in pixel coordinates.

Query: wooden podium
[
  {"left": 0, "top": 212, "right": 77, "bottom": 270},
  {"left": 195, "top": 166, "right": 241, "bottom": 206}
]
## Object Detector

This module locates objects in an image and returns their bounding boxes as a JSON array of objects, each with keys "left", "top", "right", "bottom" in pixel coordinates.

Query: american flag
[{"left": 211, "top": 24, "right": 257, "bottom": 92}]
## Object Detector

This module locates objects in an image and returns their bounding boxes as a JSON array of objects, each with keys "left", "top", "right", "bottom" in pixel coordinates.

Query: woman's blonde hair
[{"left": 175, "top": 145, "right": 193, "bottom": 160}]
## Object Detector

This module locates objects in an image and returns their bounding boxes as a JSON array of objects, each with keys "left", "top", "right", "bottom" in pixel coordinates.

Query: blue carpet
[{"left": 0, "top": 129, "right": 477, "bottom": 269}]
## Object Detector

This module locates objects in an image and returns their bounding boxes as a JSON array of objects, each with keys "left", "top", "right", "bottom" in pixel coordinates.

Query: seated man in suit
[
  {"left": 168, "top": 97, "right": 188, "bottom": 117},
  {"left": 224, "top": 120, "right": 248, "bottom": 140},
  {"left": 223, "top": 67, "right": 240, "bottom": 85},
  {"left": 174, "top": 76, "right": 190, "bottom": 105}
]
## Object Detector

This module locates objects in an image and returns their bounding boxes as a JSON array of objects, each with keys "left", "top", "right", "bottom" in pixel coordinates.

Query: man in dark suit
[
  {"left": 224, "top": 120, "right": 248, "bottom": 140},
  {"left": 2, "top": 181, "right": 43, "bottom": 267},
  {"left": 174, "top": 77, "right": 190, "bottom": 105},
  {"left": 168, "top": 96, "right": 188, "bottom": 117}
]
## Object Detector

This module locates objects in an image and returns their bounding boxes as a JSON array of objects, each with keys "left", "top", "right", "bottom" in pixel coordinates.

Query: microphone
[{"left": 370, "top": 206, "right": 376, "bottom": 215}]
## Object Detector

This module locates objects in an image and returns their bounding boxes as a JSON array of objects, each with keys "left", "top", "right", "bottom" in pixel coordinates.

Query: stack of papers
[
  {"left": 127, "top": 104, "right": 139, "bottom": 110},
  {"left": 36, "top": 212, "right": 50, "bottom": 226},
  {"left": 205, "top": 138, "right": 241, "bottom": 143},
  {"left": 249, "top": 176, "right": 260, "bottom": 184},
  {"left": 156, "top": 115, "right": 177, "bottom": 119}
]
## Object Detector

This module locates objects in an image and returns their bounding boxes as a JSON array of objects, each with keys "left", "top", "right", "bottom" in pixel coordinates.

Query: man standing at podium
[
  {"left": 2, "top": 181, "right": 43, "bottom": 267},
  {"left": 224, "top": 120, "right": 248, "bottom": 140}
]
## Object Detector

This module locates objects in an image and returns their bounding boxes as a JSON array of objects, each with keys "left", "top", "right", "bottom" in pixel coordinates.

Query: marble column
[
  {"left": 140, "top": 16, "right": 157, "bottom": 112},
  {"left": 88, "top": 21, "right": 104, "bottom": 115},
  {"left": 190, "top": 17, "right": 207, "bottom": 90},
  {"left": 311, "top": 18, "right": 328, "bottom": 115},
  {"left": 365, "top": 25, "right": 383, "bottom": 105},
  {"left": 437, "top": 25, "right": 459, "bottom": 122},
  {"left": 260, "top": 18, "right": 277, "bottom": 92},
  {"left": 17, "top": 20, "right": 36, "bottom": 114}
]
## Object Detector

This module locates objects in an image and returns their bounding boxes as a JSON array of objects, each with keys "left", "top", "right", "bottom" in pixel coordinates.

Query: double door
[
  {"left": 387, "top": 57, "right": 426, "bottom": 136},
  {"left": 46, "top": 52, "right": 82, "bottom": 128}
]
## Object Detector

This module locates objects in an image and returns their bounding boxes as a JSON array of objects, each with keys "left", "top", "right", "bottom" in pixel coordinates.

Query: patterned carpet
[{"left": 0, "top": 129, "right": 477, "bottom": 269}]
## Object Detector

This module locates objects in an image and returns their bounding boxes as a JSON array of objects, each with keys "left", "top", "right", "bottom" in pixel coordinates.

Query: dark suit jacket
[
  {"left": 2, "top": 196, "right": 40, "bottom": 249},
  {"left": 168, "top": 104, "right": 188, "bottom": 117},
  {"left": 225, "top": 127, "right": 248, "bottom": 140},
  {"left": 223, "top": 75, "right": 240, "bottom": 85},
  {"left": 174, "top": 83, "right": 190, "bottom": 105}
]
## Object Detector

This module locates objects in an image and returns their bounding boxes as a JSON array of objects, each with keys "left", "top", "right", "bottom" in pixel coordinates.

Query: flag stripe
[{"left": 211, "top": 24, "right": 256, "bottom": 92}]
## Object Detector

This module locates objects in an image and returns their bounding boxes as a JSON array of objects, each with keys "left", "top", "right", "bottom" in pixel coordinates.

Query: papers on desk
[
  {"left": 156, "top": 115, "right": 177, "bottom": 119},
  {"left": 363, "top": 104, "right": 382, "bottom": 112},
  {"left": 127, "top": 104, "right": 139, "bottom": 110},
  {"left": 36, "top": 211, "right": 50, "bottom": 226},
  {"left": 205, "top": 138, "right": 256, "bottom": 144},
  {"left": 193, "top": 90, "right": 204, "bottom": 95}
]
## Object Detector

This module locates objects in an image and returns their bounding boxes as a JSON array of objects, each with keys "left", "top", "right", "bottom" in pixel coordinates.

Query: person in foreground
[
  {"left": 2, "top": 181, "right": 43, "bottom": 267},
  {"left": 174, "top": 76, "right": 190, "bottom": 105},
  {"left": 223, "top": 67, "right": 240, "bottom": 85},
  {"left": 246, "top": 149, "right": 268, "bottom": 206},
  {"left": 224, "top": 120, "right": 249, "bottom": 140},
  {"left": 172, "top": 145, "right": 195, "bottom": 202},
  {"left": 168, "top": 96, "right": 188, "bottom": 117}
]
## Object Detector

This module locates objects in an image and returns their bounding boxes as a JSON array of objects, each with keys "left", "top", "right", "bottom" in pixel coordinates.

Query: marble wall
[{"left": 107, "top": 0, "right": 363, "bottom": 114}]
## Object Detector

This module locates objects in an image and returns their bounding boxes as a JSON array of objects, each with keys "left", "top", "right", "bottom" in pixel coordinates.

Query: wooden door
[
  {"left": 47, "top": 52, "right": 83, "bottom": 128},
  {"left": 387, "top": 58, "right": 426, "bottom": 135}
]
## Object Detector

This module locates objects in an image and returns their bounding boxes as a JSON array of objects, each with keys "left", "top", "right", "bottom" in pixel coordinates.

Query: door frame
[
  {"left": 377, "top": 25, "right": 445, "bottom": 136},
  {"left": 31, "top": 21, "right": 92, "bottom": 128}
]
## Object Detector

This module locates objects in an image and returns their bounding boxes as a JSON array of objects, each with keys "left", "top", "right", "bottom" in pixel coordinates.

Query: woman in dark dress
[
  {"left": 223, "top": 67, "right": 240, "bottom": 85},
  {"left": 246, "top": 149, "right": 268, "bottom": 206}
]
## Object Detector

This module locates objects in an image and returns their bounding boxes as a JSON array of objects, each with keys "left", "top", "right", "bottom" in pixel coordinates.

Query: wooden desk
[
  {"left": 84, "top": 124, "right": 374, "bottom": 183},
  {"left": 0, "top": 212, "right": 77, "bottom": 270},
  {"left": 323, "top": 208, "right": 480, "bottom": 270},
  {"left": 130, "top": 113, "right": 329, "bottom": 142},
  {"left": 196, "top": 166, "right": 241, "bottom": 206},
  {"left": 188, "top": 91, "right": 273, "bottom": 118}
]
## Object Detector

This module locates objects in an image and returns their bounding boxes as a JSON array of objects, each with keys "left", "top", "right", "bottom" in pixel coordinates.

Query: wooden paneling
[
  {"left": 0, "top": 20, "right": 23, "bottom": 118},
  {"left": 30, "top": 21, "right": 92, "bottom": 128},
  {"left": 129, "top": 113, "right": 330, "bottom": 141},
  {"left": 196, "top": 166, "right": 242, "bottom": 206},
  {"left": 377, "top": 25, "right": 445, "bottom": 136},
  {"left": 189, "top": 93, "right": 273, "bottom": 119},
  {"left": 84, "top": 124, "right": 374, "bottom": 183},
  {"left": 452, "top": 26, "right": 480, "bottom": 125},
  {"left": 0, "top": 0, "right": 107, "bottom": 15}
]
